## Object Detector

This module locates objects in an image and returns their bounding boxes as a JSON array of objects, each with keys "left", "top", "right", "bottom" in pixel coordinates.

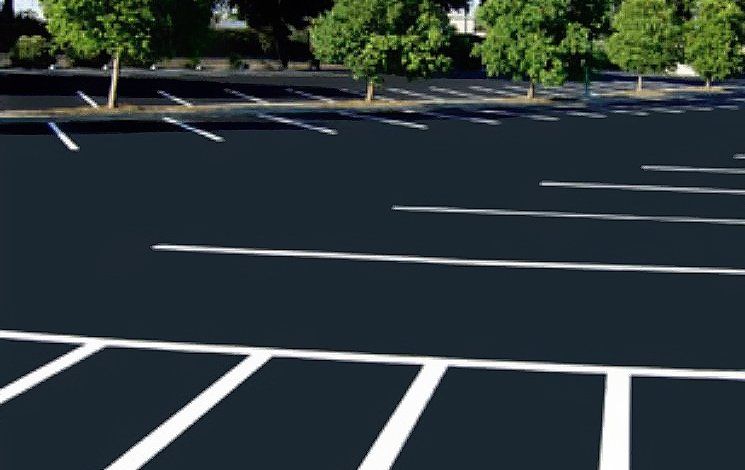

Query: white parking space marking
[
  {"left": 526, "top": 113, "right": 560, "bottom": 121},
  {"left": 0, "top": 343, "right": 103, "bottom": 405},
  {"left": 647, "top": 107, "right": 684, "bottom": 114},
  {"left": 610, "top": 109, "right": 650, "bottom": 116},
  {"left": 152, "top": 244, "right": 745, "bottom": 276},
  {"left": 385, "top": 87, "right": 442, "bottom": 101},
  {"left": 564, "top": 110, "right": 607, "bottom": 119},
  {"left": 716, "top": 104, "right": 739, "bottom": 110},
  {"left": 76, "top": 91, "right": 99, "bottom": 108},
  {"left": 734, "top": 154, "right": 745, "bottom": 159},
  {"left": 404, "top": 109, "right": 500, "bottom": 126},
  {"left": 338, "top": 110, "right": 428, "bottom": 130},
  {"left": 105, "top": 353, "right": 271, "bottom": 470},
  {"left": 358, "top": 362, "right": 447, "bottom": 470},
  {"left": 598, "top": 371, "right": 631, "bottom": 470},
  {"left": 256, "top": 113, "right": 338, "bottom": 135},
  {"left": 392, "top": 205, "right": 745, "bottom": 226},
  {"left": 285, "top": 87, "right": 336, "bottom": 103},
  {"left": 428, "top": 86, "right": 488, "bottom": 100},
  {"left": 479, "top": 109, "right": 518, "bottom": 117},
  {"left": 681, "top": 105, "right": 714, "bottom": 111},
  {"left": 162, "top": 117, "right": 224, "bottom": 142},
  {"left": 479, "top": 109, "right": 559, "bottom": 121},
  {"left": 468, "top": 85, "right": 511, "bottom": 95},
  {"left": 157, "top": 90, "right": 193, "bottom": 107},
  {"left": 642, "top": 165, "right": 745, "bottom": 175},
  {"left": 338, "top": 87, "right": 394, "bottom": 101},
  {"left": 47, "top": 122, "right": 79, "bottom": 151},
  {"left": 224, "top": 88, "right": 268, "bottom": 104},
  {"left": 541, "top": 180, "right": 745, "bottom": 196}
]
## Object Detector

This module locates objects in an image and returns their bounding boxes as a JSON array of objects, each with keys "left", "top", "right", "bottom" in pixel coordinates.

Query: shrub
[{"left": 11, "top": 35, "right": 52, "bottom": 67}]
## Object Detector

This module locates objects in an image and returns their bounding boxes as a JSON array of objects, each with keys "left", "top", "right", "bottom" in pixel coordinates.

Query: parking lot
[{"left": 3, "top": 70, "right": 745, "bottom": 469}]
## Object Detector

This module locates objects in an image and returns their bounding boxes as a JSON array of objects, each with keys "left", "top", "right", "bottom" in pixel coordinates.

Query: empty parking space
[{"left": 0, "top": 340, "right": 75, "bottom": 388}]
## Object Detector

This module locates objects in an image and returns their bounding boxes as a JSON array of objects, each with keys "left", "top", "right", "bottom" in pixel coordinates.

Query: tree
[
  {"left": 150, "top": 0, "right": 214, "bottom": 61},
  {"left": 42, "top": 0, "right": 155, "bottom": 108},
  {"left": 1, "top": 0, "right": 12, "bottom": 22},
  {"left": 606, "top": 0, "right": 680, "bottom": 91},
  {"left": 685, "top": 0, "right": 744, "bottom": 87},
  {"left": 311, "top": 0, "right": 454, "bottom": 101},
  {"left": 473, "top": 0, "right": 591, "bottom": 98}
]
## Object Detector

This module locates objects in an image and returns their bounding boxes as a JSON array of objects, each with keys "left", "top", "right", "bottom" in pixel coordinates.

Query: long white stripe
[
  {"left": 338, "top": 110, "right": 428, "bottom": 130},
  {"left": 162, "top": 117, "right": 224, "bottom": 142},
  {"left": 391, "top": 204, "right": 745, "bottom": 226},
  {"left": 598, "top": 371, "right": 631, "bottom": 470},
  {"left": 224, "top": 88, "right": 268, "bottom": 104},
  {"left": 358, "top": 362, "right": 447, "bottom": 470},
  {"left": 428, "top": 86, "right": 487, "bottom": 100},
  {"left": 76, "top": 90, "right": 99, "bottom": 108},
  {"left": 105, "top": 353, "right": 271, "bottom": 470},
  {"left": 256, "top": 112, "right": 337, "bottom": 135},
  {"left": 4, "top": 329, "right": 745, "bottom": 381},
  {"left": 285, "top": 87, "right": 336, "bottom": 103},
  {"left": 647, "top": 107, "right": 684, "bottom": 114},
  {"left": 564, "top": 110, "right": 607, "bottom": 119},
  {"left": 0, "top": 343, "right": 103, "bottom": 405},
  {"left": 541, "top": 180, "right": 745, "bottom": 196},
  {"left": 151, "top": 243, "right": 745, "bottom": 276},
  {"left": 385, "top": 87, "right": 442, "bottom": 101},
  {"left": 47, "top": 122, "right": 79, "bottom": 151},
  {"left": 734, "top": 154, "right": 745, "bottom": 160},
  {"left": 404, "top": 109, "right": 500, "bottom": 126},
  {"left": 157, "top": 90, "right": 193, "bottom": 107},
  {"left": 642, "top": 165, "right": 745, "bottom": 175},
  {"left": 338, "top": 87, "right": 394, "bottom": 102}
]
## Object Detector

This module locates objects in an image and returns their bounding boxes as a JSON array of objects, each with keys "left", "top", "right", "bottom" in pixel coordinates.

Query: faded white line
[
  {"left": 224, "top": 88, "right": 268, "bottom": 104},
  {"left": 105, "top": 353, "right": 271, "bottom": 470},
  {"left": 339, "top": 87, "right": 394, "bottom": 102},
  {"left": 338, "top": 110, "right": 428, "bottom": 130},
  {"left": 256, "top": 113, "right": 338, "bottom": 135},
  {"left": 385, "top": 87, "right": 442, "bottom": 101},
  {"left": 646, "top": 107, "right": 684, "bottom": 114},
  {"left": 358, "top": 362, "right": 447, "bottom": 470},
  {"left": 541, "top": 180, "right": 745, "bottom": 196},
  {"left": 162, "top": 117, "right": 224, "bottom": 142},
  {"left": 734, "top": 153, "right": 745, "bottom": 160},
  {"left": 152, "top": 243, "right": 745, "bottom": 276},
  {"left": 157, "top": 90, "right": 193, "bottom": 107},
  {"left": 716, "top": 104, "right": 739, "bottom": 110},
  {"left": 428, "top": 86, "right": 487, "bottom": 100},
  {"left": 598, "top": 371, "right": 631, "bottom": 470},
  {"left": 0, "top": 343, "right": 103, "bottom": 405},
  {"left": 285, "top": 87, "right": 336, "bottom": 103},
  {"left": 642, "top": 165, "right": 745, "bottom": 175},
  {"left": 47, "top": 122, "right": 79, "bottom": 151},
  {"left": 564, "top": 110, "right": 607, "bottom": 119},
  {"left": 404, "top": 109, "right": 500, "bottom": 126},
  {"left": 392, "top": 204, "right": 745, "bottom": 226},
  {"left": 610, "top": 109, "right": 649, "bottom": 116},
  {"left": 76, "top": 90, "right": 99, "bottom": 108}
]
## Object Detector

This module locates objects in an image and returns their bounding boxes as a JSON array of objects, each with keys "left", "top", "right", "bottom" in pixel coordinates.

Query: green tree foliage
[
  {"left": 473, "top": 0, "right": 591, "bottom": 98},
  {"left": 685, "top": 0, "right": 744, "bottom": 87},
  {"left": 11, "top": 34, "right": 52, "bottom": 67},
  {"left": 311, "top": 0, "right": 454, "bottom": 100},
  {"left": 606, "top": 0, "right": 680, "bottom": 91},
  {"left": 150, "top": 0, "right": 214, "bottom": 61}
]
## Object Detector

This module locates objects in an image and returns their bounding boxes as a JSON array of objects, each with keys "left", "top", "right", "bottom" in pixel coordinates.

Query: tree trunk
[
  {"left": 366, "top": 80, "right": 375, "bottom": 102},
  {"left": 636, "top": 75, "right": 643, "bottom": 92},
  {"left": 107, "top": 52, "right": 120, "bottom": 109},
  {"left": 705, "top": 78, "right": 711, "bottom": 89},
  {"left": 527, "top": 81, "right": 535, "bottom": 99}
]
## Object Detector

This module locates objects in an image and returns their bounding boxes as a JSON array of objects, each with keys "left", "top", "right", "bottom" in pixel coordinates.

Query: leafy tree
[
  {"left": 42, "top": 0, "right": 155, "bottom": 108},
  {"left": 311, "top": 0, "right": 454, "bottom": 101},
  {"left": 150, "top": 0, "right": 214, "bottom": 61},
  {"left": 685, "top": 0, "right": 744, "bottom": 87},
  {"left": 606, "top": 0, "right": 680, "bottom": 91},
  {"left": 473, "top": 0, "right": 591, "bottom": 98}
]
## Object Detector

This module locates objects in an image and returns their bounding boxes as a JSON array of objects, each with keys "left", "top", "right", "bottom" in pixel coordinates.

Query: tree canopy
[
  {"left": 311, "top": 0, "right": 454, "bottom": 100},
  {"left": 473, "top": 0, "right": 591, "bottom": 97},
  {"left": 685, "top": 0, "right": 744, "bottom": 86}
]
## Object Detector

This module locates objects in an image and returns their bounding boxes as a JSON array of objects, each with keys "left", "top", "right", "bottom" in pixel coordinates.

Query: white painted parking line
[
  {"left": 647, "top": 107, "right": 684, "bottom": 114},
  {"left": 479, "top": 109, "right": 559, "bottom": 121},
  {"left": 385, "top": 87, "right": 442, "bottom": 101},
  {"left": 105, "top": 353, "right": 271, "bottom": 470},
  {"left": 681, "top": 105, "right": 714, "bottom": 111},
  {"left": 716, "top": 104, "right": 739, "bottom": 110},
  {"left": 338, "top": 87, "right": 394, "bottom": 101},
  {"left": 468, "top": 85, "right": 510, "bottom": 95},
  {"left": 598, "top": 371, "right": 631, "bottom": 470},
  {"left": 224, "top": 88, "right": 268, "bottom": 104},
  {"left": 728, "top": 97, "right": 745, "bottom": 102},
  {"left": 404, "top": 109, "right": 500, "bottom": 126},
  {"left": 76, "top": 90, "right": 99, "bottom": 108},
  {"left": 526, "top": 113, "right": 560, "bottom": 121},
  {"left": 338, "top": 110, "right": 428, "bottom": 130},
  {"left": 479, "top": 109, "right": 517, "bottom": 117},
  {"left": 541, "top": 180, "right": 745, "bottom": 196},
  {"left": 564, "top": 110, "right": 607, "bottom": 119},
  {"left": 358, "top": 362, "right": 447, "bottom": 470},
  {"left": 428, "top": 86, "right": 488, "bottom": 100},
  {"left": 157, "top": 90, "right": 193, "bottom": 107},
  {"left": 256, "top": 113, "right": 338, "bottom": 135},
  {"left": 47, "top": 122, "right": 79, "bottom": 151},
  {"left": 152, "top": 243, "right": 745, "bottom": 276},
  {"left": 0, "top": 342, "right": 103, "bottom": 405},
  {"left": 734, "top": 154, "right": 745, "bottom": 159},
  {"left": 162, "top": 117, "right": 224, "bottom": 142},
  {"left": 285, "top": 87, "right": 336, "bottom": 103},
  {"left": 391, "top": 205, "right": 745, "bottom": 226},
  {"left": 642, "top": 164, "right": 745, "bottom": 175},
  {"left": 609, "top": 109, "right": 649, "bottom": 116}
]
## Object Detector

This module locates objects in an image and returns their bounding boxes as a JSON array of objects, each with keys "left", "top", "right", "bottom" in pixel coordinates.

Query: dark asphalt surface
[{"left": 2, "top": 71, "right": 745, "bottom": 469}]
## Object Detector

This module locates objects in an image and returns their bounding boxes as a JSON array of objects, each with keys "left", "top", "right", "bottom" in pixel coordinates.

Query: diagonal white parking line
[
  {"left": 385, "top": 87, "right": 443, "bottom": 101},
  {"left": 391, "top": 204, "right": 745, "bottom": 226},
  {"left": 642, "top": 165, "right": 745, "bottom": 175},
  {"left": 152, "top": 243, "right": 745, "bottom": 276},
  {"left": 157, "top": 90, "right": 193, "bottom": 107},
  {"left": 564, "top": 110, "right": 607, "bottom": 119},
  {"left": 541, "top": 180, "right": 745, "bottom": 196},
  {"left": 479, "top": 109, "right": 559, "bottom": 121},
  {"left": 468, "top": 85, "right": 515, "bottom": 96},
  {"left": 285, "top": 87, "right": 336, "bottom": 103},
  {"left": 338, "top": 110, "right": 428, "bottom": 130},
  {"left": 76, "top": 90, "right": 99, "bottom": 108},
  {"left": 403, "top": 109, "right": 500, "bottom": 126},
  {"left": 734, "top": 154, "right": 745, "bottom": 159},
  {"left": 716, "top": 104, "right": 739, "bottom": 110},
  {"left": 224, "top": 88, "right": 268, "bottom": 104},
  {"left": 598, "top": 371, "right": 631, "bottom": 470},
  {"left": 428, "top": 86, "right": 488, "bottom": 100},
  {"left": 338, "top": 87, "right": 394, "bottom": 101},
  {"left": 105, "top": 353, "right": 271, "bottom": 470},
  {"left": 647, "top": 107, "right": 684, "bottom": 114},
  {"left": 47, "top": 122, "right": 79, "bottom": 151},
  {"left": 0, "top": 342, "right": 104, "bottom": 405},
  {"left": 357, "top": 362, "right": 447, "bottom": 470},
  {"left": 256, "top": 113, "right": 338, "bottom": 135},
  {"left": 162, "top": 117, "right": 224, "bottom": 142},
  {"left": 610, "top": 109, "right": 649, "bottom": 116}
]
